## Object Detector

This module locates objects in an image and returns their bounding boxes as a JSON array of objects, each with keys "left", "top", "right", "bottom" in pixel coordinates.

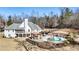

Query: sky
[{"left": 0, "top": 7, "right": 78, "bottom": 18}]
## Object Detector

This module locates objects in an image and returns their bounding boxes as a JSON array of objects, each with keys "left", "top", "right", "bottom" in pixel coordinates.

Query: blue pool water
[{"left": 50, "top": 36, "right": 66, "bottom": 43}]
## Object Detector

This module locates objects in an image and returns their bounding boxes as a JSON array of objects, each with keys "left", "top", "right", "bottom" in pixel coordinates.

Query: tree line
[{"left": 0, "top": 7, "right": 79, "bottom": 30}]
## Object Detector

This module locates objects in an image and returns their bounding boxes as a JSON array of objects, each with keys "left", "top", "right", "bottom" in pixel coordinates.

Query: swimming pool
[{"left": 49, "top": 36, "right": 66, "bottom": 43}]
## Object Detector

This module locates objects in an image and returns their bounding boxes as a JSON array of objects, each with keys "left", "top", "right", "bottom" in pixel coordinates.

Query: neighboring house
[{"left": 4, "top": 19, "right": 42, "bottom": 38}]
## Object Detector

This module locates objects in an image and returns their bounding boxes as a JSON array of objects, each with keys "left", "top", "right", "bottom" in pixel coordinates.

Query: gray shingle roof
[
  {"left": 5, "top": 23, "right": 24, "bottom": 30},
  {"left": 5, "top": 22, "right": 42, "bottom": 31},
  {"left": 28, "top": 22, "right": 42, "bottom": 31}
]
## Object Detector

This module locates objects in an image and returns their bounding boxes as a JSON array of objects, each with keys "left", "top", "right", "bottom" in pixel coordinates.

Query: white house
[{"left": 4, "top": 19, "right": 42, "bottom": 38}]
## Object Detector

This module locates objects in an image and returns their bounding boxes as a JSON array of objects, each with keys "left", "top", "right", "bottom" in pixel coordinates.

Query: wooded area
[{"left": 0, "top": 7, "right": 79, "bottom": 31}]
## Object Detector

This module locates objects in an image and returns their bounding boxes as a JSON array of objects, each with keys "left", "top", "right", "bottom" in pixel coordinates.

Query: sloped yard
[{"left": 0, "top": 32, "right": 20, "bottom": 51}]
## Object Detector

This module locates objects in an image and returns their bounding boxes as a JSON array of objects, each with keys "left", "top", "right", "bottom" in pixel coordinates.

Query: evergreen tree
[
  {"left": 64, "top": 8, "right": 73, "bottom": 19},
  {"left": 7, "top": 16, "right": 13, "bottom": 26}
]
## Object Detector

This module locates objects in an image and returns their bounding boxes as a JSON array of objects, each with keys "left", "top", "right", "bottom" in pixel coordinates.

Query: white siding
[
  {"left": 24, "top": 19, "right": 31, "bottom": 33},
  {"left": 19, "top": 19, "right": 32, "bottom": 33},
  {"left": 25, "top": 25, "right": 31, "bottom": 33},
  {"left": 4, "top": 30, "right": 16, "bottom": 38}
]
